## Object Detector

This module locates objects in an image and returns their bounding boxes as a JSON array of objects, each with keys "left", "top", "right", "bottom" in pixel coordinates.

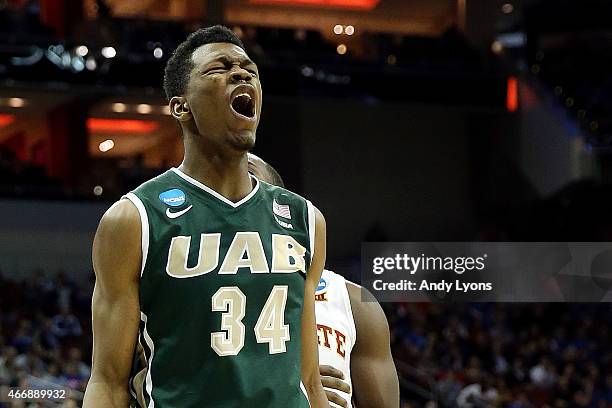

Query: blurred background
[{"left": 0, "top": 0, "right": 611, "bottom": 406}]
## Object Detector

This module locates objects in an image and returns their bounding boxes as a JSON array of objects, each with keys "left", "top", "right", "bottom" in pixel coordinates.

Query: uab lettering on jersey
[
  {"left": 165, "top": 231, "right": 306, "bottom": 357},
  {"left": 166, "top": 232, "right": 306, "bottom": 277}
]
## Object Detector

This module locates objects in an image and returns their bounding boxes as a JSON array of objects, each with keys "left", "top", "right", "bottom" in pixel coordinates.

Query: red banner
[{"left": 249, "top": 0, "right": 379, "bottom": 10}]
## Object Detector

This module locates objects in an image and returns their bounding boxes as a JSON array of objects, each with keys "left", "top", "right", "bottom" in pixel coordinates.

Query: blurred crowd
[
  {"left": 0, "top": 146, "right": 166, "bottom": 200},
  {"left": 525, "top": 0, "right": 612, "bottom": 150},
  {"left": 0, "top": 270, "right": 92, "bottom": 407},
  {"left": 0, "top": 147, "right": 62, "bottom": 199},
  {"left": 389, "top": 302, "right": 612, "bottom": 408},
  {"left": 1, "top": 268, "right": 611, "bottom": 407}
]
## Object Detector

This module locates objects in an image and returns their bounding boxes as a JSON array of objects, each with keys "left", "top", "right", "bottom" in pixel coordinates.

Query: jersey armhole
[
  {"left": 123, "top": 193, "right": 149, "bottom": 278},
  {"left": 306, "top": 199, "right": 316, "bottom": 261},
  {"left": 344, "top": 280, "right": 358, "bottom": 346}
]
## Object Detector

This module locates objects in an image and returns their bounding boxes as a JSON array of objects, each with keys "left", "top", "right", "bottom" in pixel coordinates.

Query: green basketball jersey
[{"left": 124, "top": 167, "right": 316, "bottom": 408}]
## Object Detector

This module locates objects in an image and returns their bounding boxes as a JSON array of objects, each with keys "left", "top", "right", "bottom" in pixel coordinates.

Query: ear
[{"left": 169, "top": 96, "right": 191, "bottom": 122}]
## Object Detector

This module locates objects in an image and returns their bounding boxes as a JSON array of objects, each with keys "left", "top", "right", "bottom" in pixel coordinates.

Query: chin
[{"left": 228, "top": 129, "right": 256, "bottom": 151}]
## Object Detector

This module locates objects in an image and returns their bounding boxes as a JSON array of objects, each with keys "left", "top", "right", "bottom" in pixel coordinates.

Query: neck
[{"left": 179, "top": 133, "right": 254, "bottom": 203}]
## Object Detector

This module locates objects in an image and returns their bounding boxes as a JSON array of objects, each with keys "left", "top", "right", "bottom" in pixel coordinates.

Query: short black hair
[{"left": 163, "top": 25, "right": 245, "bottom": 101}]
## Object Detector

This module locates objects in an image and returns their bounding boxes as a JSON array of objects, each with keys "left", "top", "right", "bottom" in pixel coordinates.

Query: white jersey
[{"left": 315, "top": 270, "right": 357, "bottom": 408}]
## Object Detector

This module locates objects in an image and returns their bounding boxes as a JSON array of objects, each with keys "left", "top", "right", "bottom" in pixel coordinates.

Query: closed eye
[
  {"left": 206, "top": 64, "right": 227, "bottom": 71},
  {"left": 203, "top": 59, "right": 258, "bottom": 76}
]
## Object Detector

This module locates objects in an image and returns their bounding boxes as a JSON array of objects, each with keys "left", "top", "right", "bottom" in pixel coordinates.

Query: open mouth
[{"left": 230, "top": 93, "right": 256, "bottom": 119}]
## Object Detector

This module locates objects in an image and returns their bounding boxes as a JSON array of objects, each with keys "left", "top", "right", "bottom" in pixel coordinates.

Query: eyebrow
[{"left": 210, "top": 55, "right": 256, "bottom": 67}]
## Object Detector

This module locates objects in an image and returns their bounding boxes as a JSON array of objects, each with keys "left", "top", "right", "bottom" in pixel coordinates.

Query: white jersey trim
[
  {"left": 306, "top": 200, "right": 316, "bottom": 261},
  {"left": 141, "top": 311, "right": 156, "bottom": 408},
  {"left": 171, "top": 167, "right": 260, "bottom": 208},
  {"left": 324, "top": 270, "right": 357, "bottom": 348},
  {"left": 124, "top": 193, "right": 149, "bottom": 278},
  {"left": 299, "top": 380, "right": 312, "bottom": 408},
  {"left": 343, "top": 280, "right": 358, "bottom": 345}
]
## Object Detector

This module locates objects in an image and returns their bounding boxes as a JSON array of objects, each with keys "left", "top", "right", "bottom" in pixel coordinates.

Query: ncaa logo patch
[
  {"left": 315, "top": 278, "right": 327, "bottom": 295},
  {"left": 315, "top": 278, "right": 328, "bottom": 301},
  {"left": 159, "top": 189, "right": 186, "bottom": 207}
]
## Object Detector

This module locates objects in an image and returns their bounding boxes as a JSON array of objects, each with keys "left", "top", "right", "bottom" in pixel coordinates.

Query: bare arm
[
  {"left": 346, "top": 283, "right": 400, "bottom": 408},
  {"left": 83, "top": 199, "right": 142, "bottom": 408},
  {"left": 301, "top": 207, "right": 330, "bottom": 408}
]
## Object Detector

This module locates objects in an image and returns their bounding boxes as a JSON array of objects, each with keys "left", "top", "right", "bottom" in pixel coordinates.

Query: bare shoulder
[
  {"left": 98, "top": 198, "right": 141, "bottom": 230},
  {"left": 306, "top": 204, "right": 326, "bottom": 282},
  {"left": 345, "top": 280, "right": 389, "bottom": 334},
  {"left": 93, "top": 198, "right": 142, "bottom": 287},
  {"left": 94, "top": 198, "right": 141, "bottom": 258},
  {"left": 345, "top": 280, "right": 376, "bottom": 302},
  {"left": 313, "top": 205, "right": 326, "bottom": 229}
]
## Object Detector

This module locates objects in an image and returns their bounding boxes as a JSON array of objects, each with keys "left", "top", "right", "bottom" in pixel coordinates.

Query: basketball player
[
  {"left": 248, "top": 154, "right": 400, "bottom": 408},
  {"left": 83, "top": 26, "right": 329, "bottom": 408}
]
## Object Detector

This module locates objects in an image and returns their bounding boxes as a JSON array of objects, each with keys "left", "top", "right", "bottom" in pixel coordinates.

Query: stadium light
[
  {"left": 336, "top": 44, "right": 347, "bottom": 55},
  {"left": 301, "top": 66, "right": 314, "bottom": 77},
  {"left": 137, "top": 104, "right": 152, "bottom": 114},
  {"left": 112, "top": 103, "right": 127, "bottom": 113},
  {"left": 101, "top": 46, "right": 116, "bottom": 59},
  {"left": 71, "top": 57, "right": 85, "bottom": 72},
  {"left": 85, "top": 57, "right": 97, "bottom": 70},
  {"left": 8, "top": 97, "right": 25, "bottom": 108},
  {"left": 333, "top": 25, "right": 343, "bottom": 35},
  {"left": 491, "top": 41, "right": 503, "bottom": 54},
  {"left": 76, "top": 45, "right": 89, "bottom": 57},
  {"left": 98, "top": 139, "right": 115, "bottom": 152}
]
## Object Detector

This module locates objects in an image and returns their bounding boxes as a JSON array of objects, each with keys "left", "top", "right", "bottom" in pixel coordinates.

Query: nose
[{"left": 230, "top": 67, "right": 252, "bottom": 83}]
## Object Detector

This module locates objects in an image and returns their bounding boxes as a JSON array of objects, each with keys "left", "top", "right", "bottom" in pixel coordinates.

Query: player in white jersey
[
  {"left": 248, "top": 153, "right": 400, "bottom": 408},
  {"left": 315, "top": 269, "right": 357, "bottom": 407}
]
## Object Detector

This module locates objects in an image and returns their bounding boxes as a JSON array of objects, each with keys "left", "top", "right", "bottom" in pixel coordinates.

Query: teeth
[
  {"left": 231, "top": 92, "right": 255, "bottom": 118},
  {"left": 236, "top": 93, "right": 252, "bottom": 101}
]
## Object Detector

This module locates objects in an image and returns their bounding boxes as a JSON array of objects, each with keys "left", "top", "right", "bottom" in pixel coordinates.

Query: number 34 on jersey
[{"left": 165, "top": 231, "right": 307, "bottom": 358}]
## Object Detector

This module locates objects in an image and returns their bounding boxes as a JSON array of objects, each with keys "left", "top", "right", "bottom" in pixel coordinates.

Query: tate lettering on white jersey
[{"left": 315, "top": 270, "right": 357, "bottom": 408}]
